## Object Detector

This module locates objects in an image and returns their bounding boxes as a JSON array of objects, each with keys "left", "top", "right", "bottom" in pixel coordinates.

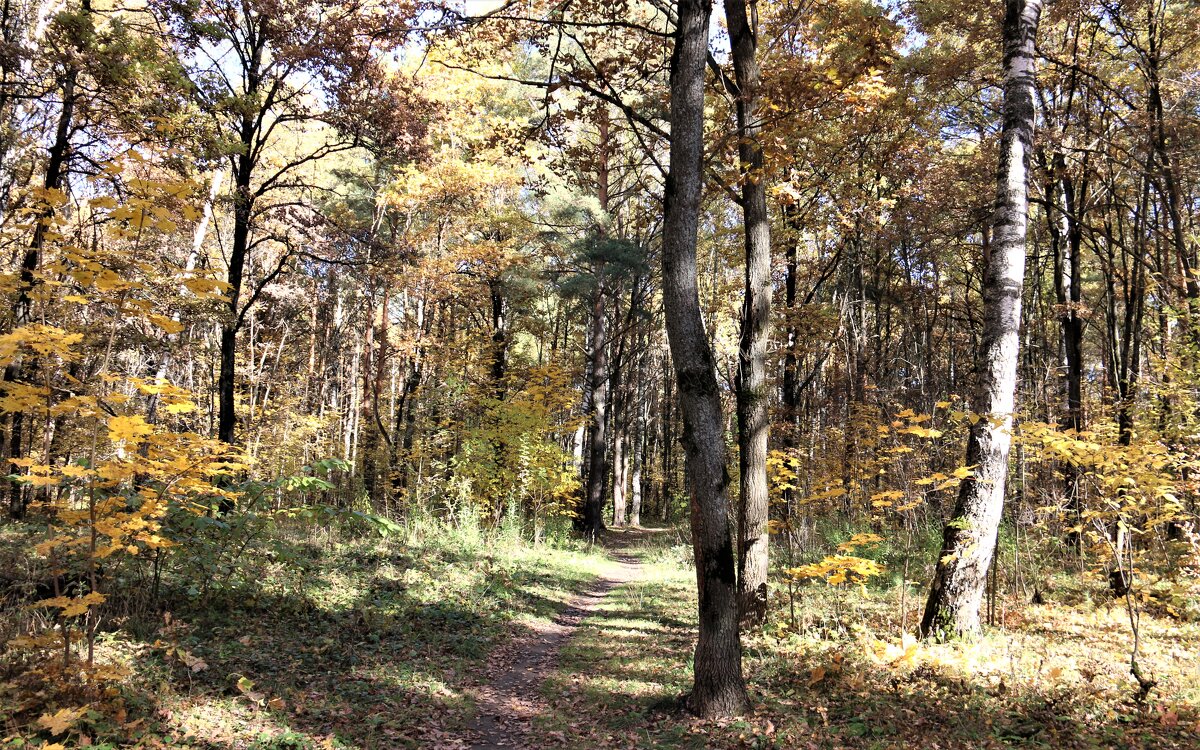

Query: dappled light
[{"left": 2, "top": 0, "right": 1200, "bottom": 748}]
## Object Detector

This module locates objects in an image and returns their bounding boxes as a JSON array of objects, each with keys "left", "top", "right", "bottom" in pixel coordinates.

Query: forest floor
[
  {"left": 463, "top": 527, "right": 651, "bottom": 748},
  {"left": 4, "top": 521, "right": 1200, "bottom": 749}
]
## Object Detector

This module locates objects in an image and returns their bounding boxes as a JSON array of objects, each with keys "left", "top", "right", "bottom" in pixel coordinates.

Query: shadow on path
[{"left": 465, "top": 527, "right": 667, "bottom": 749}]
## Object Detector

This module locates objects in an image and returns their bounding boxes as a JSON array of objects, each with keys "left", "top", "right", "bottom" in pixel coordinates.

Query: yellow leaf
[
  {"left": 808, "top": 665, "right": 827, "bottom": 686},
  {"left": 95, "top": 269, "right": 131, "bottom": 292},
  {"left": 181, "top": 276, "right": 232, "bottom": 297},
  {"left": 164, "top": 400, "right": 196, "bottom": 415},
  {"left": 838, "top": 533, "right": 884, "bottom": 552},
  {"left": 147, "top": 315, "right": 184, "bottom": 334},
  {"left": 37, "top": 706, "right": 88, "bottom": 735},
  {"left": 108, "top": 415, "right": 153, "bottom": 445}
]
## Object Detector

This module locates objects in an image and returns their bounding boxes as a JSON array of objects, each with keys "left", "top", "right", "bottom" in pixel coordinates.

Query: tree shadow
[
  {"left": 97, "top": 537, "right": 604, "bottom": 748},
  {"left": 536, "top": 573, "right": 1199, "bottom": 749}
]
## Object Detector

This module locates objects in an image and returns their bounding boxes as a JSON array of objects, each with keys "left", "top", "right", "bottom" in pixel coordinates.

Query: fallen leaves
[{"left": 37, "top": 706, "right": 87, "bottom": 735}]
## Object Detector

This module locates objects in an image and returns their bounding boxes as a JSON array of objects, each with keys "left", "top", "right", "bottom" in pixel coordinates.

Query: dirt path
[{"left": 464, "top": 531, "right": 650, "bottom": 749}]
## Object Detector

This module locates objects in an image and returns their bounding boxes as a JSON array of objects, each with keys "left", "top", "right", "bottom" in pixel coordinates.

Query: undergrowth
[{"left": 1, "top": 512, "right": 604, "bottom": 749}]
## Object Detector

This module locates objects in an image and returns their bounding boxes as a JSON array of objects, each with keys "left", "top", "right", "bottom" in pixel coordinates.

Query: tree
[
  {"left": 920, "top": 0, "right": 1044, "bottom": 640},
  {"left": 153, "top": 0, "right": 425, "bottom": 453},
  {"left": 579, "top": 110, "right": 613, "bottom": 540},
  {"left": 661, "top": 0, "right": 749, "bottom": 718},
  {"left": 725, "top": 0, "right": 771, "bottom": 627}
]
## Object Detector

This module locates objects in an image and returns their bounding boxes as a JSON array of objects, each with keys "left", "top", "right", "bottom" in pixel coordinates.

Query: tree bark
[
  {"left": 580, "top": 273, "right": 610, "bottom": 539},
  {"left": 662, "top": 0, "right": 749, "bottom": 717},
  {"left": 5, "top": 10, "right": 82, "bottom": 517},
  {"left": 612, "top": 429, "right": 627, "bottom": 526},
  {"left": 726, "top": 0, "right": 771, "bottom": 628},
  {"left": 920, "top": 0, "right": 1043, "bottom": 640},
  {"left": 218, "top": 105, "right": 257, "bottom": 449},
  {"left": 579, "top": 112, "right": 612, "bottom": 540},
  {"left": 630, "top": 360, "right": 646, "bottom": 527}
]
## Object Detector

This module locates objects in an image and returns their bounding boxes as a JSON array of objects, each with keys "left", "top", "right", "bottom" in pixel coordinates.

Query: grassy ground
[
  {"left": 1, "top": 519, "right": 609, "bottom": 749},
  {"left": 4, "top": 521, "right": 1200, "bottom": 749},
  {"left": 538, "top": 531, "right": 1200, "bottom": 749}
]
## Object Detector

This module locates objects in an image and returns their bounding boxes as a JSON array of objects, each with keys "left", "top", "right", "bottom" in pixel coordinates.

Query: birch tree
[{"left": 920, "top": 0, "right": 1044, "bottom": 640}]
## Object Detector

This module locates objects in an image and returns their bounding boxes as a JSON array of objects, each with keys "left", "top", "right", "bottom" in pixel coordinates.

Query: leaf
[
  {"left": 148, "top": 315, "right": 185, "bottom": 334},
  {"left": 108, "top": 415, "right": 153, "bottom": 445},
  {"left": 177, "top": 649, "right": 208, "bottom": 672},
  {"left": 181, "top": 276, "right": 232, "bottom": 298},
  {"left": 808, "top": 665, "right": 827, "bottom": 686},
  {"left": 33, "top": 592, "right": 105, "bottom": 617},
  {"left": 838, "top": 532, "right": 884, "bottom": 552},
  {"left": 38, "top": 706, "right": 87, "bottom": 735}
]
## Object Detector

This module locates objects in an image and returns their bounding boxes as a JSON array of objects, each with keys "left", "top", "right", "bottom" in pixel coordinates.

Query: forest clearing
[{"left": 2, "top": 0, "right": 1200, "bottom": 747}]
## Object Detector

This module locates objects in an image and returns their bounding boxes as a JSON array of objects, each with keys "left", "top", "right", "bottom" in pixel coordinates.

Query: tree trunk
[
  {"left": 920, "top": 0, "right": 1043, "bottom": 640},
  {"left": 5, "top": 22, "right": 80, "bottom": 517},
  {"left": 1048, "top": 150, "right": 1086, "bottom": 551},
  {"left": 612, "top": 429, "right": 627, "bottom": 526},
  {"left": 630, "top": 372, "right": 646, "bottom": 527},
  {"left": 662, "top": 0, "right": 748, "bottom": 717},
  {"left": 218, "top": 145, "right": 254, "bottom": 448},
  {"left": 727, "top": 0, "right": 771, "bottom": 628},
  {"left": 579, "top": 113, "right": 612, "bottom": 540},
  {"left": 580, "top": 277, "right": 609, "bottom": 539}
]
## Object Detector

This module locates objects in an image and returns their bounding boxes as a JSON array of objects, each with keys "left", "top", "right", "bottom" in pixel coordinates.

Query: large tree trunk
[
  {"left": 726, "top": 0, "right": 771, "bottom": 628},
  {"left": 920, "top": 0, "right": 1043, "bottom": 640},
  {"left": 662, "top": 0, "right": 748, "bottom": 717},
  {"left": 579, "top": 273, "right": 609, "bottom": 539},
  {"left": 579, "top": 112, "right": 612, "bottom": 540}
]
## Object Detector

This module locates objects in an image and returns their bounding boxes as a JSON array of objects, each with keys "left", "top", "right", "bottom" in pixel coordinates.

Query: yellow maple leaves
[
  {"left": 37, "top": 705, "right": 88, "bottom": 735},
  {"left": 787, "top": 554, "right": 885, "bottom": 589},
  {"left": 33, "top": 592, "right": 106, "bottom": 618},
  {"left": 108, "top": 415, "right": 154, "bottom": 446},
  {"left": 0, "top": 325, "right": 83, "bottom": 367},
  {"left": 147, "top": 314, "right": 185, "bottom": 333},
  {"left": 180, "top": 275, "right": 233, "bottom": 299},
  {"left": 837, "top": 532, "right": 884, "bottom": 553}
]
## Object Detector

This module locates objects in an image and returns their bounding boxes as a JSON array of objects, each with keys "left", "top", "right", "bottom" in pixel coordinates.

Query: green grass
[
  {"left": 535, "top": 531, "right": 1200, "bottom": 749},
  {"left": 2, "top": 518, "right": 608, "bottom": 749},
  {"left": 6, "top": 521, "right": 1199, "bottom": 749}
]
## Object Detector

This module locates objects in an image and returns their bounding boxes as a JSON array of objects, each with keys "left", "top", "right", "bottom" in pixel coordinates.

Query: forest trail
[{"left": 464, "top": 527, "right": 661, "bottom": 749}]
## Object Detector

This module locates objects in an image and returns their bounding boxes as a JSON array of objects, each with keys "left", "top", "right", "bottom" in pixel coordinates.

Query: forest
[{"left": 0, "top": 0, "right": 1199, "bottom": 747}]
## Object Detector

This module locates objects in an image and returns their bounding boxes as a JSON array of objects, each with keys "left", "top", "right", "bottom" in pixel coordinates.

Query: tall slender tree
[
  {"left": 726, "top": 0, "right": 771, "bottom": 627},
  {"left": 920, "top": 0, "right": 1044, "bottom": 639},
  {"left": 154, "top": 0, "right": 424, "bottom": 451},
  {"left": 662, "top": 0, "right": 749, "bottom": 717}
]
